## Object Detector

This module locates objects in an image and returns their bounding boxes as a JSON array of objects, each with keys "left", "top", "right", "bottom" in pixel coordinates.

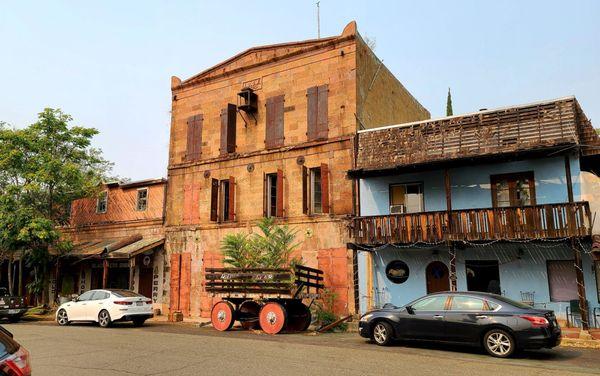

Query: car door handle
[
  {"left": 476, "top": 315, "right": 488, "bottom": 319},
  {"left": 433, "top": 315, "right": 444, "bottom": 320}
]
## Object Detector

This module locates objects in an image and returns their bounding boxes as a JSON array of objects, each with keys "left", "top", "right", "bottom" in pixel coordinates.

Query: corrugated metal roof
[{"left": 107, "top": 236, "right": 165, "bottom": 259}]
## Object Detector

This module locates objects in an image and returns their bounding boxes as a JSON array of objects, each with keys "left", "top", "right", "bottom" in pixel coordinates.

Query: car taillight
[
  {"left": 144, "top": 299, "right": 152, "bottom": 304},
  {"left": 114, "top": 301, "right": 133, "bottom": 305},
  {"left": 1, "top": 346, "right": 31, "bottom": 376},
  {"left": 520, "top": 315, "right": 549, "bottom": 328}
]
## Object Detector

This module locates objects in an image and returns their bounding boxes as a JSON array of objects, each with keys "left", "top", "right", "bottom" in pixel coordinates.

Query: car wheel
[
  {"left": 98, "top": 310, "right": 112, "bottom": 328},
  {"left": 483, "top": 329, "right": 515, "bottom": 358},
  {"left": 57, "top": 309, "right": 70, "bottom": 326},
  {"left": 371, "top": 321, "right": 394, "bottom": 346},
  {"left": 132, "top": 318, "right": 146, "bottom": 327}
]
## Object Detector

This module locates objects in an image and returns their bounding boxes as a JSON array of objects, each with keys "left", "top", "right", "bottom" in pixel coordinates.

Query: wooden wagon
[{"left": 204, "top": 265, "right": 324, "bottom": 334}]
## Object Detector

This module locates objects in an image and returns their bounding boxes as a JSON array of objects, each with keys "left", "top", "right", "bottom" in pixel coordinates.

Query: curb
[{"left": 560, "top": 338, "right": 600, "bottom": 349}]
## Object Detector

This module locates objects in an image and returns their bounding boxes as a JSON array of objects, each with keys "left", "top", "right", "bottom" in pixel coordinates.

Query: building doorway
[
  {"left": 465, "top": 260, "right": 501, "bottom": 294},
  {"left": 426, "top": 261, "right": 450, "bottom": 293}
]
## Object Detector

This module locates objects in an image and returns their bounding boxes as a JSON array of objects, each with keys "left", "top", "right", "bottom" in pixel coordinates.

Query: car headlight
[{"left": 360, "top": 313, "right": 373, "bottom": 322}]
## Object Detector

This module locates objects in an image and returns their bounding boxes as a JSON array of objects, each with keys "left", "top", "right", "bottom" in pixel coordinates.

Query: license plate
[
  {"left": 136, "top": 302, "right": 142, "bottom": 306},
  {"left": 8, "top": 309, "right": 19, "bottom": 314}
]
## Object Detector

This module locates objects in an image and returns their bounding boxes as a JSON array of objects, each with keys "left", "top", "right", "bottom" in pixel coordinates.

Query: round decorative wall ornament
[
  {"left": 143, "top": 255, "right": 152, "bottom": 267},
  {"left": 385, "top": 260, "right": 409, "bottom": 284},
  {"left": 247, "top": 163, "right": 255, "bottom": 172},
  {"left": 296, "top": 156, "right": 305, "bottom": 165},
  {"left": 203, "top": 170, "right": 211, "bottom": 178}
]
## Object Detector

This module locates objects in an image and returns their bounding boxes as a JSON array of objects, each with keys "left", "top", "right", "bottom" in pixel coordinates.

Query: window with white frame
[
  {"left": 96, "top": 191, "right": 108, "bottom": 213},
  {"left": 136, "top": 188, "right": 148, "bottom": 211},
  {"left": 389, "top": 183, "right": 424, "bottom": 214}
]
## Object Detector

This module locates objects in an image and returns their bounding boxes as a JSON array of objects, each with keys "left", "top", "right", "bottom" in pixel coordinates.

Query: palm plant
[{"left": 220, "top": 217, "right": 301, "bottom": 268}]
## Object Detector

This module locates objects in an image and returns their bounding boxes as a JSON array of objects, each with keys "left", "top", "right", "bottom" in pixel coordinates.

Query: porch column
[
  {"left": 102, "top": 259, "right": 108, "bottom": 289},
  {"left": 129, "top": 257, "right": 136, "bottom": 291},
  {"left": 365, "top": 251, "right": 374, "bottom": 310},
  {"left": 565, "top": 154, "right": 589, "bottom": 330},
  {"left": 445, "top": 169, "right": 457, "bottom": 291}
]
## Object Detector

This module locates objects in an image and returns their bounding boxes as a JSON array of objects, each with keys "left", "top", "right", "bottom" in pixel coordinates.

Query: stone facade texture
[{"left": 165, "top": 21, "right": 429, "bottom": 318}]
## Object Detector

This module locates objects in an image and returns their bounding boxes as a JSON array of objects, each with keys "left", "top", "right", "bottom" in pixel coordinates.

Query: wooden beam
[
  {"left": 102, "top": 259, "right": 108, "bottom": 289},
  {"left": 564, "top": 155, "right": 574, "bottom": 203},
  {"left": 571, "top": 238, "right": 589, "bottom": 330}
]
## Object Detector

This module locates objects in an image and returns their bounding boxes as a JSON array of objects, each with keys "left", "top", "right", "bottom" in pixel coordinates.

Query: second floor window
[
  {"left": 136, "top": 188, "right": 148, "bottom": 211},
  {"left": 96, "top": 191, "right": 108, "bottom": 213},
  {"left": 302, "top": 164, "right": 329, "bottom": 215},
  {"left": 210, "top": 177, "right": 235, "bottom": 222},
  {"left": 490, "top": 172, "right": 536, "bottom": 207},
  {"left": 264, "top": 171, "right": 283, "bottom": 218},
  {"left": 389, "top": 183, "right": 423, "bottom": 214}
]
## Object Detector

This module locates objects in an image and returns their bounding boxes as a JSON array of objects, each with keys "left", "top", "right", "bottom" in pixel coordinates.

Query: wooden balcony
[{"left": 352, "top": 202, "right": 592, "bottom": 245}]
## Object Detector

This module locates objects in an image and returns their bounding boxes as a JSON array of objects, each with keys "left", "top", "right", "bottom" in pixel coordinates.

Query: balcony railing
[{"left": 352, "top": 202, "right": 592, "bottom": 245}]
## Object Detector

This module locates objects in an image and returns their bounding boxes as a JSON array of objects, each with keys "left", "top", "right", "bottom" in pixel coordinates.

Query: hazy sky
[{"left": 1, "top": 1, "right": 598, "bottom": 180}]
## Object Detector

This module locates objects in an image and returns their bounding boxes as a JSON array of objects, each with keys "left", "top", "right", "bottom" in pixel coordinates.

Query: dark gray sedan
[{"left": 359, "top": 291, "right": 561, "bottom": 358}]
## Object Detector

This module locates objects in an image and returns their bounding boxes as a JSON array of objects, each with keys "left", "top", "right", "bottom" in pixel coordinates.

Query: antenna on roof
[{"left": 316, "top": 1, "right": 321, "bottom": 39}]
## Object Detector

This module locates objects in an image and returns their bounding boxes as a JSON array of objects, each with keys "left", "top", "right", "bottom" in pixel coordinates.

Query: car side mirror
[
  {"left": 72, "top": 297, "right": 78, "bottom": 302},
  {"left": 406, "top": 305, "right": 415, "bottom": 315}
]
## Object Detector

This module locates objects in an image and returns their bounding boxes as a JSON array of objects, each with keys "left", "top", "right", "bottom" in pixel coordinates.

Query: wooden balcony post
[
  {"left": 445, "top": 170, "right": 457, "bottom": 291},
  {"left": 571, "top": 238, "right": 589, "bottom": 330}
]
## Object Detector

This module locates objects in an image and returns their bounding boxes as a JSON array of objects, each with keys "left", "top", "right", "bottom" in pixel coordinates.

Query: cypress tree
[{"left": 446, "top": 88, "right": 453, "bottom": 116}]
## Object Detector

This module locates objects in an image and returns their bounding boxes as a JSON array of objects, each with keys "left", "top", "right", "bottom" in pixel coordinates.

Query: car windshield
[
  {"left": 489, "top": 295, "right": 532, "bottom": 309},
  {"left": 110, "top": 290, "right": 144, "bottom": 298}
]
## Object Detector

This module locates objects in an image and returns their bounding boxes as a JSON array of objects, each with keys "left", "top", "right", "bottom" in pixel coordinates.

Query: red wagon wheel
[
  {"left": 211, "top": 301, "right": 235, "bottom": 331},
  {"left": 259, "top": 302, "right": 287, "bottom": 335}
]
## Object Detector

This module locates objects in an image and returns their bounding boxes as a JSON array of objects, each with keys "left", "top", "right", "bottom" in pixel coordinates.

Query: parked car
[
  {"left": 0, "top": 288, "right": 28, "bottom": 323},
  {"left": 55, "top": 289, "right": 153, "bottom": 328},
  {"left": 0, "top": 325, "right": 31, "bottom": 376},
  {"left": 359, "top": 291, "right": 561, "bottom": 358}
]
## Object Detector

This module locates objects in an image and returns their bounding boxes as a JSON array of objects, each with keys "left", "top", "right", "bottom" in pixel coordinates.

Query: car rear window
[{"left": 110, "top": 290, "right": 143, "bottom": 298}]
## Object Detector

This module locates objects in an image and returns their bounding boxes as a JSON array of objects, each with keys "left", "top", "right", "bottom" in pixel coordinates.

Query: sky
[{"left": 1, "top": 1, "right": 598, "bottom": 180}]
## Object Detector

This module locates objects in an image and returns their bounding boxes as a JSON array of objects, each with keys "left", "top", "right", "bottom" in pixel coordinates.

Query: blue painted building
[{"left": 350, "top": 97, "right": 600, "bottom": 328}]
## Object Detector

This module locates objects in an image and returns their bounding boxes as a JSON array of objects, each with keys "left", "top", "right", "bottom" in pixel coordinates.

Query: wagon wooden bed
[{"left": 205, "top": 265, "right": 324, "bottom": 334}]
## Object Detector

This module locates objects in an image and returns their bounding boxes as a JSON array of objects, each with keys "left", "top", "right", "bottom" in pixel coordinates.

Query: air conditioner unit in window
[{"left": 390, "top": 204, "right": 406, "bottom": 214}]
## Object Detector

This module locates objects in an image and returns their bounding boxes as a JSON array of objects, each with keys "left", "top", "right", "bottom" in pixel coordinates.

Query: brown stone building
[
  {"left": 55, "top": 178, "right": 168, "bottom": 313},
  {"left": 165, "top": 21, "right": 429, "bottom": 319}
]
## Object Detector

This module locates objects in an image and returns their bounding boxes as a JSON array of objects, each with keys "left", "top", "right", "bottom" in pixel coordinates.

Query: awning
[
  {"left": 58, "top": 235, "right": 164, "bottom": 260},
  {"left": 57, "top": 239, "right": 118, "bottom": 257},
  {"left": 107, "top": 236, "right": 165, "bottom": 259}
]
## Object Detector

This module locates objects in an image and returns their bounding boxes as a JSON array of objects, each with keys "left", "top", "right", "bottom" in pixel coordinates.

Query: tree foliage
[
  {"left": 0, "top": 109, "right": 112, "bottom": 298},
  {"left": 221, "top": 217, "right": 301, "bottom": 268},
  {"left": 446, "top": 88, "right": 453, "bottom": 116}
]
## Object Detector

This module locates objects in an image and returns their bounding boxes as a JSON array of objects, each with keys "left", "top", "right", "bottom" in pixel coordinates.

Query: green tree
[
  {"left": 446, "top": 88, "right": 453, "bottom": 116},
  {"left": 0, "top": 109, "right": 112, "bottom": 303},
  {"left": 221, "top": 217, "right": 301, "bottom": 268}
]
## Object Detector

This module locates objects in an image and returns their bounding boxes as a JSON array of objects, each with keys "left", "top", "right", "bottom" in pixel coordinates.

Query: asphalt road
[{"left": 5, "top": 321, "right": 600, "bottom": 376}]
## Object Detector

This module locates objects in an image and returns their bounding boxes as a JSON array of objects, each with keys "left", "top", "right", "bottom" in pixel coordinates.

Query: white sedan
[{"left": 56, "top": 289, "right": 153, "bottom": 328}]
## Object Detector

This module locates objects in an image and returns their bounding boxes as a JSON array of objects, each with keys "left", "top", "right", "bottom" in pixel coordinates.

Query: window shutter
[
  {"left": 186, "top": 115, "right": 203, "bottom": 161},
  {"left": 210, "top": 178, "right": 219, "bottom": 222},
  {"left": 307, "top": 86, "right": 318, "bottom": 141},
  {"left": 228, "top": 176, "right": 235, "bottom": 221},
  {"left": 263, "top": 172, "right": 268, "bottom": 217},
  {"left": 317, "top": 85, "right": 329, "bottom": 140},
  {"left": 302, "top": 165, "right": 308, "bottom": 214},
  {"left": 266, "top": 95, "right": 284, "bottom": 149},
  {"left": 276, "top": 169, "right": 284, "bottom": 218},
  {"left": 321, "top": 163, "right": 329, "bottom": 214},
  {"left": 220, "top": 104, "right": 237, "bottom": 156}
]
